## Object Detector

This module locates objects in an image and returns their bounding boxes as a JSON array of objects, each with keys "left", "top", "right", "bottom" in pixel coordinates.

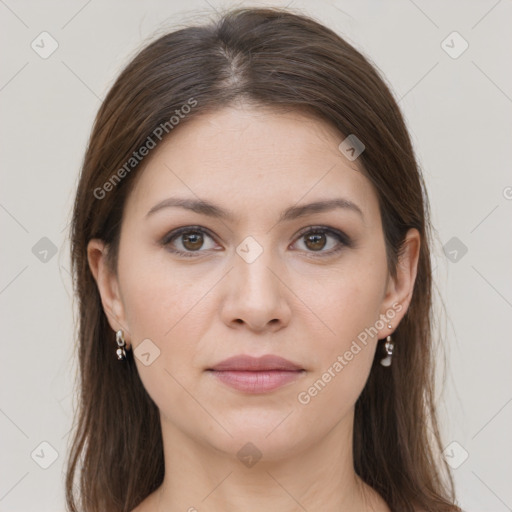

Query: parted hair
[{"left": 66, "top": 7, "right": 461, "bottom": 512}]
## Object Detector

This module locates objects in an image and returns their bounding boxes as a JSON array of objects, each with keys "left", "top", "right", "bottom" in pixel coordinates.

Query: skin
[{"left": 88, "top": 105, "right": 420, "bottom": 512}]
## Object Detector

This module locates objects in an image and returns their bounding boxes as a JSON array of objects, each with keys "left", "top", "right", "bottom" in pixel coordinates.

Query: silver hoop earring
[
  {"left": 380, "top": 323, "right": 394, "bottom": 367},
  {"left": 116, "top": 330, "right": 127, "bottom": 360}
]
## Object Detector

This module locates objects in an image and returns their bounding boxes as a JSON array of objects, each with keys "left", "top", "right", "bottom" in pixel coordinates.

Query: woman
[{"left": 65, "top": 6, "right": 462, "bottom": 512}]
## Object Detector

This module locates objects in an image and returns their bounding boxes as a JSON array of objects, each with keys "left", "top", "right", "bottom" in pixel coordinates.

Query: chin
[{"left": 200, "top": 419, "right": 310, "bottom": 464}]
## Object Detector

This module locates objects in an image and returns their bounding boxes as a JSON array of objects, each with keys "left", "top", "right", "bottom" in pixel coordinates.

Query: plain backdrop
[{"left": 1, "top": 1, "right": 511, "bottom": 511}]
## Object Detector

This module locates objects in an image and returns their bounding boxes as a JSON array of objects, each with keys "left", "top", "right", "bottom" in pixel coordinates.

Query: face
[{"left": 89, "top": 105, "right": 419, "bottom": 461}]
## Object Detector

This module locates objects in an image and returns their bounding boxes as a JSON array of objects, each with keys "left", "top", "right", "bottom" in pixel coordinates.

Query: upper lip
[{"left": 208, "top": 355, "right": 304, "bottom": 372}]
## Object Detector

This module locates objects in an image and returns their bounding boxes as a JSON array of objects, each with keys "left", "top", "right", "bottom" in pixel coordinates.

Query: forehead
[{"left": 124, "top": 106, "right": 380, "bottom": 226}]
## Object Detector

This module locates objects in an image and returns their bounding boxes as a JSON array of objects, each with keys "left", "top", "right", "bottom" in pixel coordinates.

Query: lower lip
[{"left": 208, "top": 370, "right": 304, "bottom": 393}]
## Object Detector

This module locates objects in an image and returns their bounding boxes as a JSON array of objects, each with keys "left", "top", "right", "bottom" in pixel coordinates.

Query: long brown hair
[{"left": 66, "top": 6, "right": 460, "bottom": 511}]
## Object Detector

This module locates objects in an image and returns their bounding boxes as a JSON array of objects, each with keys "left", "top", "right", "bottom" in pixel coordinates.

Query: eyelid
[
  {"left": 293, "top": 225, "right": 352, "bottom": 247},
  {"left": 161, "top": 225, "right": 352, "bottom": 257},
  {"left": 160, "top": 225, "right": 220, "bottom": 257},
  {"left": 290, "top": 225, "right": 352, "bottom": 256},
  {"left": 161, "top": 225, "right": 217, "bottom": 245}
]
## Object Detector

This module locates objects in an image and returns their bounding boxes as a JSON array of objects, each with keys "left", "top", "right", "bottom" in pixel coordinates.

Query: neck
[{"left": 143, "top": 409, "right": 389, "bottom": 512}]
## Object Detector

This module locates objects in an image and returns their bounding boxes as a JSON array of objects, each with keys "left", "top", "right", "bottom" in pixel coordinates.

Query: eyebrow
[{"left": 146, "top": 196, "right": 364, "bottom": 222}]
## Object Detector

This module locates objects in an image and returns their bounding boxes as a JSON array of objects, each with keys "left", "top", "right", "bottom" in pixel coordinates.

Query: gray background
[{"left": 1, "top": 0, "right": 511, "bottom": 510}]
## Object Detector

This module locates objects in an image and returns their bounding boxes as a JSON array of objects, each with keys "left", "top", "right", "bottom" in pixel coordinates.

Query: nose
[{"left": 220, "top": 246, "right": 292, "bottom": 333}]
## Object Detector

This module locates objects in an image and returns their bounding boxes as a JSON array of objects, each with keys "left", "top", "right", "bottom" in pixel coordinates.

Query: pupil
[
  {"left": 306, "top": 233, "right": 325, "bottom": 251},
  {"left": 183, "top": 232, "right": 203, "bottom": 250}
]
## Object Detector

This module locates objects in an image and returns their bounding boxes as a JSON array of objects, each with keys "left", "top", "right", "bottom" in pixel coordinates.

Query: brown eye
[
  {"left": 162, "top": 226, "right": 218, "bottom": 257},
  {"left": 181, "top": 231, "right": 204, "bottom": 251},
  {"left": 303, "top": 232, "right": 327, "bottom": 251},
  {"left": 292, "top": 226, "right": 351, "bottom": 256}
]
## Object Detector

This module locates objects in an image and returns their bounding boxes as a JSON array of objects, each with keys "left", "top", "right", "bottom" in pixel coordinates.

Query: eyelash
[{"left": 161, "top": 225, "right": 352, "bottom": 258}]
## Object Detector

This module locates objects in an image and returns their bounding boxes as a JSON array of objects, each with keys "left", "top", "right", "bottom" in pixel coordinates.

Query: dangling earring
[
  {"left": 380, "top": 322, "right": 394, "bottom": 367},
  {"left": 116, "top": 330, "right": 127, "bottom": 360}
]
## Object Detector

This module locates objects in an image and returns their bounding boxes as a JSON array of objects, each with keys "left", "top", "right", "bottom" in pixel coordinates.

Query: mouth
[{"left": 206, "top": 354, "right": 305, "bottom": 393}]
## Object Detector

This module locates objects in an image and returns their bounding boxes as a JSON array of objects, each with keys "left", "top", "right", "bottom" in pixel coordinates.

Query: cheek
[
  {"left": 116, "top": 241, "right": 227, "bottom": 381},
  {"left": 292, "top": 250, "right": 388, "bottom": 404},
  {"left": 116, "top": 254, "right": 214, "bottom": 423},
  {"left": 297, "top": 253, "right": 387, "bottom": 352},
  {"left": 117, "top": 238, "right": 213, "bottom": 340},
  {"left": 293, "top": 273, "right": 384, "bottom": 423}
]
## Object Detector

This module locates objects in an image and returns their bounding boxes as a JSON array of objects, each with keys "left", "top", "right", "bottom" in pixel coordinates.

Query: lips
[
  {"left": 207, "top": 354, "right": 304, "bottom": 372},
  {"left": 206, "top": 355, "right": 305, "bottom": 393}
]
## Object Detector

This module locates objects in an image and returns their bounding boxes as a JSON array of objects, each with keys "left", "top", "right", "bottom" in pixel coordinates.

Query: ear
[
  {"left": 87, "top": 239, "right": 130, "bottom": 347},
  {"left": 377, "top": 228, "right": 421, "bottom": 338}
]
